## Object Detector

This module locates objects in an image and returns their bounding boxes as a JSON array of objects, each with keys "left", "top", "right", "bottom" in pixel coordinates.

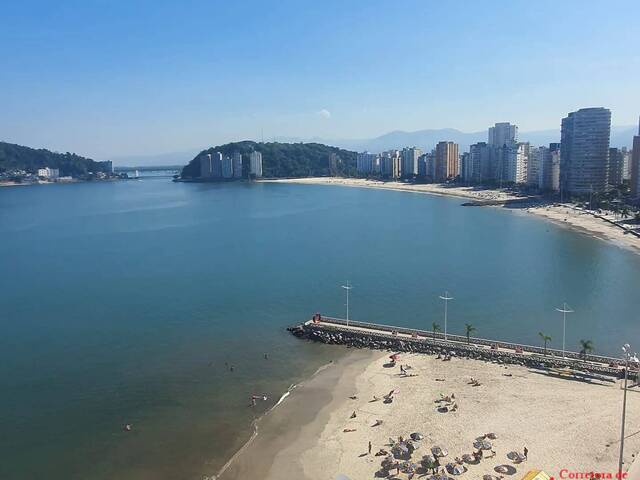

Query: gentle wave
[{"left": 212, "top": 362, "right": 334, "bottom": 479}]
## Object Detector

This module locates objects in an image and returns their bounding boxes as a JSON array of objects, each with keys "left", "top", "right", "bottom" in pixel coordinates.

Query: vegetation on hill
[
  {"left": 0, "top": 141, "right": 111, "bottom": 176},
  {"left": 180, "top": 141, "right": 357, "bottom": 179}
]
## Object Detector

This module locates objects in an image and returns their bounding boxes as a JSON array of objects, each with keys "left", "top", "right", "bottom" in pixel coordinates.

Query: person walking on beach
[
  {"left": 368, "top": 441, "right": 372, "bottom": 455},
  {"left": 523, "top": 446, "right": 528, "bottom": 460}
]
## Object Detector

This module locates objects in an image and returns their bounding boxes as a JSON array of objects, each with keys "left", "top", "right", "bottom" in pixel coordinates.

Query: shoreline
[
  {"left": 260, "top": 177, "right": 640, "bottom": 254},
  {"left": 221, "top": 348, "right": 640, "bottom": 479},
  {"left": 216, "top": 348, "right": 379, "bottom": 480}
]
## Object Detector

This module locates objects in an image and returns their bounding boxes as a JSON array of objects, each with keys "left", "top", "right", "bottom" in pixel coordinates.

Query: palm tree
[
  {"left": 579, "top": 339, "right": 594, "bottom": 361},
  {"left": 464, "top": 323, "right": 476, "bottom": 345},
  {"left": 432, "top": 321, "right": 441, "bottom": 340},
  {"left": 538, "top": 332, "right": 552, "bottom": 356}
]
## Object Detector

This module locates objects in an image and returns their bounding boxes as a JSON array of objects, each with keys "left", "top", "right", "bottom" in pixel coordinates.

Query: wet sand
[{"left": 216, "top": 349, "right": 378, "bottom": 480}]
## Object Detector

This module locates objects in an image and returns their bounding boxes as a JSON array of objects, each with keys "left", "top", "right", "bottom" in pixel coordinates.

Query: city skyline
[{"left": 1, "top": 0, "right": 639, "bottom": 160}]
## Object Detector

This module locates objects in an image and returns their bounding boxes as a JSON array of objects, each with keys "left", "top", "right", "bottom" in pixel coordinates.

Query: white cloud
[{"left": 317, "top": 109, "right": 331, "bottom": 119}]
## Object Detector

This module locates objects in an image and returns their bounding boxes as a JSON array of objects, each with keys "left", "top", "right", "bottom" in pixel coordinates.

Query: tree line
[{"left": 0, "top": 141, "right": 111, "bottom": 177}]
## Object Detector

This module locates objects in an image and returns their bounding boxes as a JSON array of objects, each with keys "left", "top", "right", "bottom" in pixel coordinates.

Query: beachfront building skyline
[
  {"left": 488, "top": 122, "right": 518, "bottom": 147},
  {"left": 349, "top": 108, "right": 633, "bottom": 194},
  {"left": 434, "top": 141, "right": 459, "bottom": 181},
  {"left": 560, "top": 107, "right": 612, "bottom": 195},
  {"left": 249, "top": 151, "right": 263, "bottom": 178}
]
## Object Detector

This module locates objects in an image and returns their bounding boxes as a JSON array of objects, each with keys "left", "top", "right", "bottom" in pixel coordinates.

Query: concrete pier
[{"left": 288, "top": 315, "right": 626, "bottom": 378}]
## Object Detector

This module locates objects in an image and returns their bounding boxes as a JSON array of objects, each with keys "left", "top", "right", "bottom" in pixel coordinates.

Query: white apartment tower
[
  {"left": 249, "top": 151, "right": 263, "bottom": 178},
  {"left": 401, "top": 147, "right": 421, "bottom": 177},
  {"left": 560, "top": 107, "right": 611, "bottom": 194}
]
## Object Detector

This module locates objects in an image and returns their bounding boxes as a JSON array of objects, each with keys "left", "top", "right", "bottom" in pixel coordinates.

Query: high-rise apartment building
[
  {"left": 488, "top": 122, "right": 518, "bottom": 147},
  {"left": 200, "top": 152, "right": 223, "bottom": 178},
  {"left": 538, "top": 143, "right": 560, "bottom": 192},
  {"left": 232, "top": 152, "right": 243, "bottom": 178},
  {"left": 622, "top": 147, "right": 632, "bottom": 181},
  {"left": 401, "top": 147, "right": 421, "bottom": 177},
  {"left": 434, "top": 141, "right": 459, "bottom": 181},
  {"left": 468, "top": 142, "right": 492, "bottom": 183},
  {"left": 356, "top": 152, "right": 379, "bottom": 175},
  {"left": 249, "top": 151, "right": 263, "bottom": 178},
  {"left": 460, "top": 152, "right": 472, "bottom": 183},
  {"left": 379, "top": 150, "right": 401, "bottom": 179},
  {"left": 608, "top": 148, "right": 624, "bottom": 187},
  {"left": 560, "top": 107, "right": 611, "bottom": 194},
  {"left": 417, "top": 151, "right": 435, "bottom": 178},
  {"left": 221, "top": 155, "right": 234, "bottom": 179},
  {"left": 631, "top": 119, "right": 640, "bottom": 198},
  {"left": 504, "top": 142, "right": 529, "bottom": 184},
  {"left": 527, "top": 146, "right": 542, "bottom": 187}
]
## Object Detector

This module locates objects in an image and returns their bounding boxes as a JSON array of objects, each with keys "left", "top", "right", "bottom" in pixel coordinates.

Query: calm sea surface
[{"left": 1, "top": 179, "right": 639, "bottom": 479}]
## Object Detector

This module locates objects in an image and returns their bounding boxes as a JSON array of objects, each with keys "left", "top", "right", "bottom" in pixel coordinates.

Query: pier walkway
[{"left": 289, "top": 315, "right": 627, "bottom": 378}]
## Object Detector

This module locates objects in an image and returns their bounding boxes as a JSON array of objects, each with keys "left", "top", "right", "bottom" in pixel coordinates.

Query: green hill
[
  {"left": 0, "top": 141, "right": 111, "bottom": 176},
  {"left": 181, "top": 141, "right": 356, "bottom": 179}
]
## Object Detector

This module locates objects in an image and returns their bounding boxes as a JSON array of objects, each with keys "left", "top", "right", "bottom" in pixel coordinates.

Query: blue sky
[{"left": 1, "top": 0, "right": 638, "bottom": 159}]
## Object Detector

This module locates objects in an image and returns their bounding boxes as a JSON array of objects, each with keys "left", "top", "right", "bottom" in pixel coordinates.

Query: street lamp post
[
  {"left": 619, "top": 344, "right": 639, "bottom": 477},
  {"left": 342, "top": 282, "right": 352, "bottom": 327},
  {"left": 439, "top": 291, "right": 453, "bottom": 340},
  {"left": 555, "top": 302, "right": 573, "bottom": 358}
]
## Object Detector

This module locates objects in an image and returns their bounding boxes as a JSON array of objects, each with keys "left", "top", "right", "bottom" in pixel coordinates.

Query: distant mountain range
[{"left": 273, "top": 125, "right": 636, "bottom": 154}]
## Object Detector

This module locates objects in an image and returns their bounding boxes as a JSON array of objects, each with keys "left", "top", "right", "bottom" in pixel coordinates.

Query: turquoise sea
[{"left": 1, "top": 178, "right": 639, "bottom": 479}]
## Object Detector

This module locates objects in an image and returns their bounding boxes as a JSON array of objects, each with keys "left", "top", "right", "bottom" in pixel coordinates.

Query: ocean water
[{"left": 1, "top": 179, "right": 639, "bottom": 479}]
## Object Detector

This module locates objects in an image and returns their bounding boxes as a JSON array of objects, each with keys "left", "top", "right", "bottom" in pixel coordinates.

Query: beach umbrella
[
  {"left": 484, "top": 475, "right": 500, "bottom": 480},
  {"left": 431, "top": 446, "right": 448, "bottom": 457},
  {"left": 410, "top": 432, "right": 424, "bottom": 441},
  {"left": 399, "top": 460, "right": 418, "bottom": 473},
  {"left": 435, "top": 475, "right": 453, "bottom": 480},
  {"left": 461, "top": 453, "right": 475, "bottom": 463},
  {"left": 393, "top": 443, "right": 409, "bottom": 457},
  {"left": 473, "top": 439, "right": 492, "bottom": 450},
  {"left": 495, "top": 465, "right": 513, "bottom": 474},
  {"left": 507, "top": 451, "right": 525, "bottom": 463},
  {"left": 421, "top": 454, "right": 435, "bottom": 466},
  {"left": 450, "top": 464, "right": 466, "bottom": 475},
  {"left": 486, "top": 432, "right": 497, "bottom": 439}
]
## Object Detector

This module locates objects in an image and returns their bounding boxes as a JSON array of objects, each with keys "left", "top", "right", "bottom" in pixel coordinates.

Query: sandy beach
[
  {"left": 526, "top": 204, "right": 640, "bottom": 253},
  {"left": 261, "top": 177, "right": 640, "bottom": 254},
  {"left": 224, "top": 348, "right": 640, "bottom": 480},
  {"left": 261, "top": 177, "right": 521, "bottom": 202}
]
